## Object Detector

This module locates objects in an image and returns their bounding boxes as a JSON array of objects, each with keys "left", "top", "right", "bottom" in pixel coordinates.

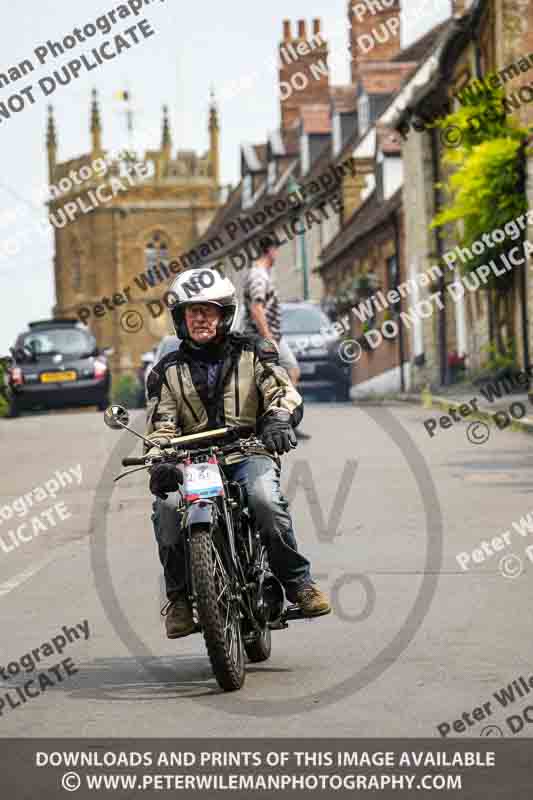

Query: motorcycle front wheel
[{"left": 190, "top": 527, "right": 245, "bottom": 691}]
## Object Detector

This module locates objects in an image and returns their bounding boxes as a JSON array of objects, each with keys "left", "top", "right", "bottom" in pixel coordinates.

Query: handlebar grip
[{"left": 122, "top": 457, "right": 147, "bottom": 467}]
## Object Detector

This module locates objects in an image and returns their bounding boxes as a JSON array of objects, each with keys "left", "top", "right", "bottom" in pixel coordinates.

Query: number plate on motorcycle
[{"left": 183, "top": 459, "right": 224, "bottom": 501}]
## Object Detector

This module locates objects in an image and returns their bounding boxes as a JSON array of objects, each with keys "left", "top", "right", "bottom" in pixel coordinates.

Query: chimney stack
[
  {"left": 278, "top": 19, "right": 329, "bottom": 130},
  {"left": 349, "top": 0, "right": 402, "bottom": 83}
]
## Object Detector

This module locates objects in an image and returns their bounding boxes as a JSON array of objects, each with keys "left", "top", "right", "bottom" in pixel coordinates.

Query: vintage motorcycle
[{"left": 104, "top": 405, "right": 313, "bottom": 692}]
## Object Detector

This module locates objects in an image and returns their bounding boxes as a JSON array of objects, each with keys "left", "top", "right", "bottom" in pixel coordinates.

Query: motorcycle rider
[{"left": 145, "top": 265, "right": 331, "bottom": 638}]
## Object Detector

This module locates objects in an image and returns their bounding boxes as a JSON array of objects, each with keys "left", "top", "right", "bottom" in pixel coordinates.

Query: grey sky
[{"left": 0, "top": 0, "right": 450, "bottom": 353}]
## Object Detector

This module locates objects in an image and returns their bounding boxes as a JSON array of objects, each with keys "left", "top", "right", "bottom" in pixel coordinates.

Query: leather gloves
[
  {"left": 149, "top": 463, "right": 183, "bottom": 500},
  {"left": 261, "top": 411, "right": 297, "bottom": 455}
]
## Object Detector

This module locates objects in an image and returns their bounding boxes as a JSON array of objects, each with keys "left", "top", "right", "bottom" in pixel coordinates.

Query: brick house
[
  {"left": 199, "top": 3, "right": 412, "bottom": 312},
  {"left": 315, "top": 23, "right": 446, "bottom": 397},
  {"left": 383, "top": 0, "right": 533, "bottom": 388}
]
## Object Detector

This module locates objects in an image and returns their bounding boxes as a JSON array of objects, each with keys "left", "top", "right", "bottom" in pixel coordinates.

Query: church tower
[{"left": 50, "top": 91, "right": 221, "bottom": 378}]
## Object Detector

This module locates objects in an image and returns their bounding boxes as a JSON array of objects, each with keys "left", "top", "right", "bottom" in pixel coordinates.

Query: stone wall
[{"left": 53, "top": 163, "right": 219, "bottom": 378}]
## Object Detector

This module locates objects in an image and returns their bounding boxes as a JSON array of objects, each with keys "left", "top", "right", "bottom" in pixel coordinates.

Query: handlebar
[
  {"left": 122, "top": 457, "right": 147, "bottom": 467},
  {"left": 120, "top": 427, "right": 261, "bottom": 469}
]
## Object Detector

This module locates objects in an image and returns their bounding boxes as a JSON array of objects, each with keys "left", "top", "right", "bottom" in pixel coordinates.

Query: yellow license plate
[{"left": 40, "top": 371, "right": 77, "bottom": 383}]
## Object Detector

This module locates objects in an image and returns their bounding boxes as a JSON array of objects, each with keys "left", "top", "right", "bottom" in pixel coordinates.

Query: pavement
[
  {"left": 396, "top": 379, "right": 533, "bottom": 435},
  {"left": 1, "top": 400, "right": 533, "bottom": 739}
]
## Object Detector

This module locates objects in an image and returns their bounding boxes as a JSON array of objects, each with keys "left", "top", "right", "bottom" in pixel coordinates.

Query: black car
[
  {"left": 4, "top": 319, "right": 111, "bottom": 417},
  {"left": 281, "top": 302, "right": 351, "bottom": 401}
]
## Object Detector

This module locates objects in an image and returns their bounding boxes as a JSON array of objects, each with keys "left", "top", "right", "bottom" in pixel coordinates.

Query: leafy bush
[
  {"left": 429, "top": 79, "right": 531, "bottom": 362},
  {"left": 430, "top": 79, "right": 529, "bottom": 285},
  {"left": 481, "top": 339, "right": 517, "bottom": 372},
  {"left": 111, "top": 374, "right": 141, "bottom": 409}
]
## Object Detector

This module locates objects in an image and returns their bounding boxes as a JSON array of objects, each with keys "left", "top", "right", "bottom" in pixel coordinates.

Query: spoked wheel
[
  {"left": 190, "top": 527, "right": 245, "bottom": 691},
  {"left": 244, "top": 547, "right": 272, "bottom": 663}
]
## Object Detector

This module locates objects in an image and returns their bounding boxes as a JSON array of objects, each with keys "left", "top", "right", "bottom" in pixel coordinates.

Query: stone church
[{"left": 49, "top": 90, "right": 221, "bottom": 378}]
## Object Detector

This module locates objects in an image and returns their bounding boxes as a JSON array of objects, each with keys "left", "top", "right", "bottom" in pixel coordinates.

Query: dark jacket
[{"left": 145, "top": 333, "right": 303, "bottom": 462}]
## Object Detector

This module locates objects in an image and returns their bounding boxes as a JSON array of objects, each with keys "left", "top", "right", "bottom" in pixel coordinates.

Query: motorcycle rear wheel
[{"left": 190, "top": 527, "right": 245, "bottom": 691}]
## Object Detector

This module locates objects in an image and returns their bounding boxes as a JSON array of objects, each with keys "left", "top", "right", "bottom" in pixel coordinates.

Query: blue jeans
[{"left": 151, "top": 455, "right": 312, "bottom": 602}]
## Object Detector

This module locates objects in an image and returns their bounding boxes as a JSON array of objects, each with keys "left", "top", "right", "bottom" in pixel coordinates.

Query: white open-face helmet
[{"left": 168, "top": 265, "right": 239, "bottom": 341}]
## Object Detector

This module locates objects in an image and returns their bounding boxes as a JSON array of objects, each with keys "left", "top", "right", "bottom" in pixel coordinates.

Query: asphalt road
[{"left": 1, "top": 399, "right": 532, "bottom": 739}]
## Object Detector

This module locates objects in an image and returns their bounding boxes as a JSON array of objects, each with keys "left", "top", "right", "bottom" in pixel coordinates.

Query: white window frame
[
  {"left": 267, "top": 160, "right": 277, "bottom": 191},
  {"left": 242, "top": 174, "right": 253, "bottom": 209},
  {"left": 359, "top": 93, "right": 370, "bottom": 136},
  {"left": 332, "top": 111, "right": 342, "bottom": 156}
]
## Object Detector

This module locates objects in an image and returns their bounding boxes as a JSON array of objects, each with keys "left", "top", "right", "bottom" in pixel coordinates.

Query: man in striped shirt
[
  {"left": 242, "top": 244, "right": 311, "bottom": 440},
  {"left": 242, "top": 246, "right": 282, "bottom": 345}
]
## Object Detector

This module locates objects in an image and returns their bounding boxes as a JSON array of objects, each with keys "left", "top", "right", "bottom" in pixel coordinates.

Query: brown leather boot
[
  {"left": 161, "top": 597, "right": 195, "bottom": 639},
  {"left": 293, "top": 584, "right": 331, "bottom": 617}
]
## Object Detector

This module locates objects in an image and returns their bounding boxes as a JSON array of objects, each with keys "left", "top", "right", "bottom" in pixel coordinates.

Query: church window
[{"left": 145, "top": 231, "right": 169, "bottom": 270}]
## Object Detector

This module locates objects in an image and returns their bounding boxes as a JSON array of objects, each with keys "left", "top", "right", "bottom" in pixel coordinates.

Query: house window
[
  {"left": 145, "top": 232, "right": 169, "bottom": 271},
  {"left": 358, "top": 93, "right": 370, "bottom": 136}
]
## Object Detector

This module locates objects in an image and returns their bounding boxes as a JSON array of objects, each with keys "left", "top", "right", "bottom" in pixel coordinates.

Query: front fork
[
  {"left": 181, "top": 498, "right": 252, "bottom": 627},
  {"left": 181, "top": 499, "right": 218, "bottom": 623}
]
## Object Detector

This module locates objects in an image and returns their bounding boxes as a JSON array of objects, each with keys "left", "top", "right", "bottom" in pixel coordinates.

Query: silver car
[{"left": 143, "top": 335, "right": 180, "bottom": 401}]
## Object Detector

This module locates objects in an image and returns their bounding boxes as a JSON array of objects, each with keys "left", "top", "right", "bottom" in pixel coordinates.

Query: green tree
[{"left": 430, "top": 80, "right": 530, "bottom": 356}]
